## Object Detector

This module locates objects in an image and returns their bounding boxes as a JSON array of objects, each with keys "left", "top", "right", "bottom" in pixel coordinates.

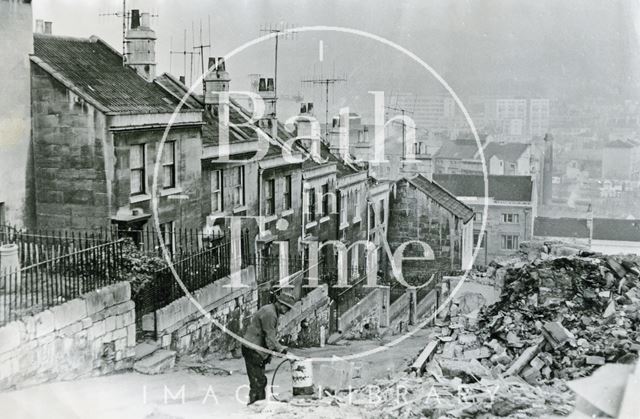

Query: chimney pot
[
  {"left": 140, "top": 12, "right": 150, "bottom": 28},
  {"left": 179, "top": 75, "right": 186, "bottom": 84},
  {"left": 130, "top": 9, "right": 140, "bottom": 29},
  {"left": 267, "top": 78, "right": 274, "bottom": 91},
  {"left": 307, "top": 102, "right": 314, "bottom": 113},
  {"left": 35, "top": 19, "right": 44, "bottom": 34},
  {"left": 44, "top": 21, "right": 52, "bottom": 34},
  {"left": 217, "top": 57, "right": 225, "bottom": 71},
  {"left": 300, "top": 103, "right": 307, "bottom": 114},
  {"left": 258, "top": 78, "right": 266, "bottom": 92},
  {"left": 208, "top": 57, "right": 216, "bottom": 71}
]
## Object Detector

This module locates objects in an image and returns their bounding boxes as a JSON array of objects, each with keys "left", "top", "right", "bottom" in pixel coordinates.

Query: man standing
[{"left": 242, "top": 292, "right": 295, "bottom": 405}]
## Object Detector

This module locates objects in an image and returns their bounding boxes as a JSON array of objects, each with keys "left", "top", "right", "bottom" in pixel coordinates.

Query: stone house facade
[
  {"left": 434, "top": 174, "right": 535, "bottom": 266},
  {"left": 387, "top": 175, "right": 474, "bottom": 286},
  {"left": 29, "top": 32, "right": 203, "bottom": 236}
]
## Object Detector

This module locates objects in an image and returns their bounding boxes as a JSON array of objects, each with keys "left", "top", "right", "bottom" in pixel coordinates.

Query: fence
[
  {"left": 0, "top": 239, "right": 125, "bottom": 326},
  {"left": 133, "top": 237, "right": 256, "bottom": 331},
  {"left": 328, "top": 275, "right": 376, "bottom": 319},
  {"left": 104, "top": 224, "right": 226, "bottom": 260},
  {"left": 256, "top": 256, "right": 304, "bottom": 307},
  {"left": 0, "top": 225, "right": 114, "bottom": 268}
]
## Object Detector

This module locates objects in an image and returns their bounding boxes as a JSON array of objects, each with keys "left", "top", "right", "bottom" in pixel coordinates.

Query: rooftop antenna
[
  {"left": 301, "top": 72, "right": 347, "bottom": 139},
  {"left": 170, "top": 28, "right": 197, "bottom": 86},
  {"left": 99, "top": 2, "right": 159, "bottom": 67},
  {"left": 260, "top": 22, "right": 298, "bottom": 119},
  {"left": 384, "top": 104, "right": 414, "bottom": 156},
  {"left": 193, "top": 17, "right": 212, "bottom": 90},
  {"left": 98, "top": 0, "right": 128, "bottom": 65}
]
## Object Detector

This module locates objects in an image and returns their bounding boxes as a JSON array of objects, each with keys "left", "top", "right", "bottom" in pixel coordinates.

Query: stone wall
[
  {"left": 337, "top": 287, "right": 389, "bottom": 340},
  {"left": 278, "top": 285, "right": 330, "bottom": 348},
  {"left": 148, "top": 266, "right": 257, "bottom": 359},
  {"left": 386, "top": 291, "right": 411, "bottom": 336},
  {"left": 416, "top": 289, "right": 438, "bottom": 321},
  {"left": 0, "top": 0, "right": 33, "bottom": 228},
  {"left": 0, "top": 282, "right": 135, "bottom": 391},
  {"left": 387, "top": 179, "right": 462, "bottom": 286},
  {"left": 31, "top": 64, "right": 111, "bottom": 231}
]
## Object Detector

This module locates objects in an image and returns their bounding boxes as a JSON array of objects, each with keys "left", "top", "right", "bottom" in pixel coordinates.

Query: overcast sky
[{"left": 33, "top": 0, "right": 640, "bottom": 121}]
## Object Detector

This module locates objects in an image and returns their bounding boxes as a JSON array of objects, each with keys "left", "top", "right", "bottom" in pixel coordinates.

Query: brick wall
[
  {"left": 148, "top": 266, "right": 257, "bottom": 358},
  {"left": 31, "top": 65, "right": 111, "bottom": 231},
  {"left": 0, "top": 282, "right": 135, "bottom": 391}
]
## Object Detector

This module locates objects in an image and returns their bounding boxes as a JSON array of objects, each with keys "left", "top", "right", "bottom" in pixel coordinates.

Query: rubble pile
[{"left": 466, "top": 244, "right": 640, "bottom": 383}]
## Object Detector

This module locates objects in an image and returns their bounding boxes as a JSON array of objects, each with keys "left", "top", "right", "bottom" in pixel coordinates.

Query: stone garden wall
[
  {"left": 149, "top": 266, "right": 257, "bottom": 359},
  {"left": 0, "top": 282, "right": 135, "bottom": 390},
  {"left": 278, "top": 285, "right": 330, "bottom": 348}
]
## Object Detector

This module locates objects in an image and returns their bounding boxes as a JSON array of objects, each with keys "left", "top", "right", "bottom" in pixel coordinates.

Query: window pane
[
  {"left": 163, "top": 142, "right": 175, "bottom": 164},
  {"left": 131, "top": 170, "right": 142, "bottom": 194},
  {"left": 130, "top": 145, "right": 143, "bottom": 168}
]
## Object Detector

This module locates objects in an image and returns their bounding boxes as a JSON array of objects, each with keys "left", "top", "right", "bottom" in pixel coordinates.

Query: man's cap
[{"left": 276, "top": 292, "right": 296, "bottom": 310}]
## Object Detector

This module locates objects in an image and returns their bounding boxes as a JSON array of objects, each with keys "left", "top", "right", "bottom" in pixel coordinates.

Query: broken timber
[
  {"left": 411, "top": 340, "right": 440, "bottom": 374},
  {"left": 503, "top": 339, "right": 545, "bottom": 377}
]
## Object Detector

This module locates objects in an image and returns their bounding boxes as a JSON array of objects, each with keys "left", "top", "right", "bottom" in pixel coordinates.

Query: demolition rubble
[{"left": 250, "top": 241, "right": 640, "bottom": 418}]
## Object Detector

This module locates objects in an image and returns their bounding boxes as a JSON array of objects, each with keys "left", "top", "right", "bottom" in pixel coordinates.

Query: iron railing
[{"left": 0, "top": 239, "right": 125, "bottom": 326}]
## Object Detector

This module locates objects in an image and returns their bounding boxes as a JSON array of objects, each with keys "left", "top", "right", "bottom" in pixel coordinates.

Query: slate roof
[
  {"left": 32, "top": 34, "right": 191, "bottom": 115},
  {"left": 534, "top": 217, "right": 589, "bottom": 239},
  {"left": 432, "top": 174, "right": 533, "bottom": 202},
  {"left": 434, "top": 139, "right": 479, "bottom": 160},
  {"left": 533, "top": 217, "right": 640, "bottom": 243},
  {"left": 405, "top": 175, "right": 474, "bottom": 222},
  {"left": 483, "top": 142, "right": 529, "bottom": 162},
  {"left": 605, "top": 139, "right": 640, "bottom": 148},
  {"left": 593, "top": 219, "right": 640, "bottom": 242}
]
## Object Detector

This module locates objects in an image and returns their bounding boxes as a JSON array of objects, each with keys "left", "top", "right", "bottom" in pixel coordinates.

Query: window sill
[
  {"left": 281, "top": 209, "right": 294, "bottom": 217},
  {"left": 130, "top": 193, "right": 151, "bottom": 204},
  {"left": 319, "top": 216, "right": 330, "bottom": 224},
  {"left": 352, "top": 217, "right": 362, "bottom": 224},
  {"left": 233, "top": 206, "right": 247, "bottom": 214},
  {"left": 160, "top": 187, "right": 183, "bottom": 197},
  {"left": 339, "top": 221, "right": 349, "bottom": 230},
  {"left": 305, "top": 221, "right": 318, "bottom": 229}
]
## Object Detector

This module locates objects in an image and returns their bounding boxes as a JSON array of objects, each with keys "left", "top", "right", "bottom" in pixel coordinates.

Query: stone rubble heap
[
  {"left": 460, "top": 242, "right": 640, "bottom": 383},
  {"left": 249, "top": 242, "right": 640, "bottom": 418}
]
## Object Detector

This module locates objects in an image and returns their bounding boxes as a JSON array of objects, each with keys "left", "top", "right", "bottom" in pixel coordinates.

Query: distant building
[
  {"left": 602, "top": 139, "right": 640, "bottom": 180},
  {"left": 0, "top": 0, "right": 33, "bottom": 228},
  {"left": 534, "top": 217, "right": 640, "bottom": 255},
  {"left": 387, "top": 175, "right": 474, "bottom": 285},
  {"left": 433, "top": 136, "right": 531, "bottom": 176},
  {"left": 433, "top": 174, "right": 536, "bottom": 266}
]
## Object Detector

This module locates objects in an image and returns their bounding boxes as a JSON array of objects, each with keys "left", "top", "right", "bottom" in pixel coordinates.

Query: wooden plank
[
  {"left": 503, "top": 339, "right": 545, "bottom": 377},
  {"left": 411, "top": 340, "right": 440, "bottom": 373}
]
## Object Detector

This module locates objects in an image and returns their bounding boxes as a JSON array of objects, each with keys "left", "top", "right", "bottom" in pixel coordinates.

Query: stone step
[
  {"left": 133, "top": 349, "right": 176, "bottom": 375},
  {"left": 134, "top": 341, "right": 160, "bottom": 361}
]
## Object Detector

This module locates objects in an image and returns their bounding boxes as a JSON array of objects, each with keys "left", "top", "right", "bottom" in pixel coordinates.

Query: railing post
[
  {"left": 379, "top": 285, "right": 390, "bottom": 327},
  {"left": 0, "top": 243, "right": 21, "bottom": 290},
  {"left": 407, "top": 287, "right": 417, "bottom": 325}
]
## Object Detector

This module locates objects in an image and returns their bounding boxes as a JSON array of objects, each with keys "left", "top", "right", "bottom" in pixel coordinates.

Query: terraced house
[{"left": 29, "top": 18, "right": 203, "bottom": 244}]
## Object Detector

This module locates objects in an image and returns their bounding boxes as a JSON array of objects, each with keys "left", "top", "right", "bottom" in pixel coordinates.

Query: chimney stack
[
  {"left": 125, "top": 9, "right": 156, "bottom": 82},
  {"left": 179, "top": 75, "right": 186, "bottom": 85},
  {"left": 203, "top": 56, "right": 230, "bottom": 106},
  {"left": 44, "top": 21, "right": 52, "bottom": 34},
  {"left": 130, "top": 9, "right": 140, "bottom": 29}
]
